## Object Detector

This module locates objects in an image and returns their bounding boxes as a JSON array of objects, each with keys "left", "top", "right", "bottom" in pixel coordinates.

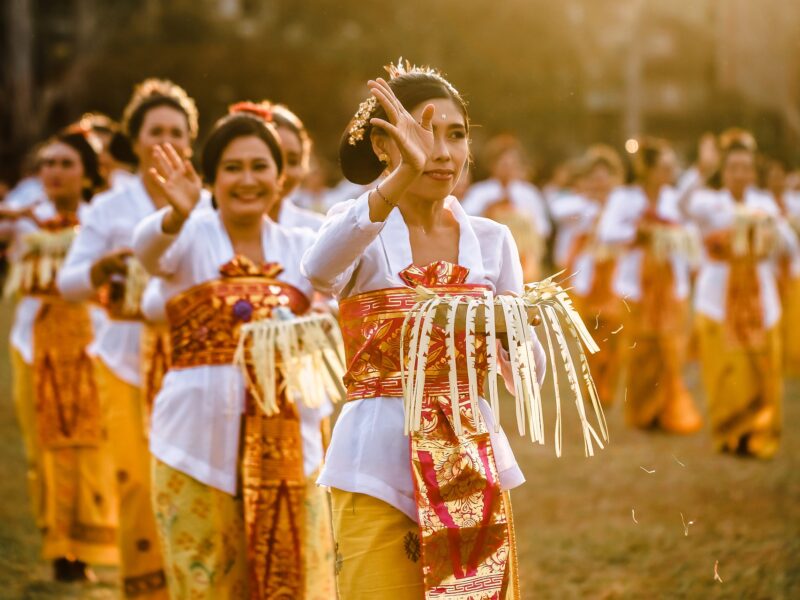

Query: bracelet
[{"left": 374, "top": 183, "right": 397, "bottom": 208}]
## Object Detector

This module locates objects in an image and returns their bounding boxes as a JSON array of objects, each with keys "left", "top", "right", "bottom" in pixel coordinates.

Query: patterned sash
[
  {"left": 338, "top": 261, "right": 516, "bottom": 599},
  {"left": 165, "top": 255, "right": 310, "bottom": 599}
]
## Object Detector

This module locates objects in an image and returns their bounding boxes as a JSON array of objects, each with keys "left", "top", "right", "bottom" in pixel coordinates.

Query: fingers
[
  {"left": 148, "top": 167, "right": 167, "bottom": 188},
  {"left": 419, "top": 103, "right": 435, "bottom": 130},
  {"left": 374, "top": 78, "right": 404, "bottom": 114},
  {"left": 164, "top": 143, "right": 186, "bottom": 173},
  {"left": 183, "top": 159, "right": 200, "bottom": 182},
  {"left": 152, "top": 146, "right": 173, "bottom": 179},
  {"left": 368, "top": 81, "right": 398, "bottom": 124},
  {"left": 369, "top": 118, "right": 400, "bottom": 142}
]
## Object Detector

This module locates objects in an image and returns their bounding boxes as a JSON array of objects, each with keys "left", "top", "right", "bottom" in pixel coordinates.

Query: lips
[{"left": 424, "top": 170, "right": 454, "bottom": 181}]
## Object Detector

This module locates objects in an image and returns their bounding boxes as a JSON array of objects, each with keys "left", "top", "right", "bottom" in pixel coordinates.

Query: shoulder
[{"left": 469, "top": 215, "right": 514, "bottom": 246}]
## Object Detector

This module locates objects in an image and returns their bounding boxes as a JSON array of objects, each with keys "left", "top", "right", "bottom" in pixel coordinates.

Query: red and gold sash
[
  {"left": 704, "top": 230, "right": 765, "bottom": 346},
  {"left": 339, "top": 260, "right": 516, "bottom": 599},
  {"left": 19, "top": 218, "right": 103, "bottom": 449},
  {"left": 637, "top": 220, "right": 681, "bottom": 334},
  {"left": 165, "top": 255, "right": 310, "bottom": 600}
]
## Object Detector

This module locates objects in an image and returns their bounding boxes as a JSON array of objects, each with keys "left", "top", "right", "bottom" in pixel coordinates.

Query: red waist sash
[{"left": 338, "top": 260, "right": 518, "bottom": 599}]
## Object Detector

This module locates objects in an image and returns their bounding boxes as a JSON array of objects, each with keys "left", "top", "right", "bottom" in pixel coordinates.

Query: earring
[{"left": 378, "top": 153, "right": 389, "bottom": 164}]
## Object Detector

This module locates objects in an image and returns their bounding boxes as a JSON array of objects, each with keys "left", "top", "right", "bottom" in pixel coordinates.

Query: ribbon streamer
[
  {"left": 234, "top": 310, "right": 346, "bottom": 416},
  {"left": 401, "top": 273, "right": 608, "bottom": 456}
]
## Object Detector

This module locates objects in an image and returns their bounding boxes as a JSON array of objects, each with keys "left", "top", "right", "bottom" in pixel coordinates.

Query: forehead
[
  {"left": 41, "top": 142, "right": 80, "bottom": 162},
  {"left": 276, "top": 125, "right": 302, "bottom": 152},
  {"left": 408, "top": 97, "right": 466, "bottom": 127},
  {"left": 220, "top": 134, "right": 274, "bottom": 160},
  {"left": 141, "top": 104, "right": 188, "bottom": 127}
]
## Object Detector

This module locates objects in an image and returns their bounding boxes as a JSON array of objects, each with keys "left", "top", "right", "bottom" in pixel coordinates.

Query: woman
[
  {"left": 565, "top": 146, "right": 625, "bottom": 407},
  {"left": 5, "top": 127, "right": 118, "bottom": 581},
  {"left": 301, "top": 63, "right": 545, "bottom": 599},
  {"left": 761, "top": 158, "right": 800, "bottom": 375},
  {"left": 461, "top": 134, "right": 551, "bottom": 282},
  {"left": 58, "top": 78, "right": 200, "bottom": 599},
  {"left": 133, "top": 111, "right": 329, "bottom": 599},
  {"left": 598, "top": 139, "right": 702, "bottom": 433},
  {"left": 683, "top": 130, "right": 790, "bottom": 458}
]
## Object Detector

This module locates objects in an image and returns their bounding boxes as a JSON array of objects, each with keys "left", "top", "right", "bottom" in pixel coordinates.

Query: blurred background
[{"left": 2, "top": 0, "right": 800, "bottom": 184}]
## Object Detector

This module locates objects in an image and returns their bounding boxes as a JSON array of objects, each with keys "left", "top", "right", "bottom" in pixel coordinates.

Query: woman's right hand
[
  {"left": 90, "top": 248, "right": 133, "bottom": 287},
  {"left": 146, "top": 143, "right": 202, "bottom": 231},
  {"left": 368, "top": 78, "right": 435, "bottom": 175}
]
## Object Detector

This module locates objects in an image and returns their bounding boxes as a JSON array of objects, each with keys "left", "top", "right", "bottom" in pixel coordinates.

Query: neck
[
  {"left": 399, "top": 193, "right": 448, "bottom": 232},
  {"left": 730, "top": 187, "right": 746, "bottom": 202},
  {"left": 222, "top": 214, "right": 263, "bottom": 245},
  {"left": 268, "top": 196, "right": 284, "bottom": 222},
  {"left": 642, "top": 181, "right": 661, "bottom": 203},
  {"left": 53, "top": 195, "right": 81, "bottom": 215}
]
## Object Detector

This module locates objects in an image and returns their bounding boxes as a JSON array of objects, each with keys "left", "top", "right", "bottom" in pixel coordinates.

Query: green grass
[{"left": 0, "top": 299, "right": 797, "bottom": 599}]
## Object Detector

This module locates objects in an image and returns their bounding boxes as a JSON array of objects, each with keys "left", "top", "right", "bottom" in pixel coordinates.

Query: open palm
[
  {"left": 146, "top": 143, "right": 202, "bottom": 219},
  {"left": 368, "top": 78, "right": 435, "bottom": 173}
]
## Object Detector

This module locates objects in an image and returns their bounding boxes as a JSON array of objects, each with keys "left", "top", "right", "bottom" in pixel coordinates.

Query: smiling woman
[
  {"left": 132, "top": 108, "right": 337, "bottom": 599},
  {"left": 301, "top": 61, "right": 548, "bottom": 600}
]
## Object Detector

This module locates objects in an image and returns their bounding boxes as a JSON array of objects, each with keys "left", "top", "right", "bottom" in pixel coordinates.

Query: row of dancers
[{"left": 0, "top": 62, "right": 795, "bottom": 599}]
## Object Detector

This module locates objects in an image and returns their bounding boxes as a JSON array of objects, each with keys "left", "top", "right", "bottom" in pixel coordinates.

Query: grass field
[{"left": 0, "top": 299, "right": 797, "bottom": 599}]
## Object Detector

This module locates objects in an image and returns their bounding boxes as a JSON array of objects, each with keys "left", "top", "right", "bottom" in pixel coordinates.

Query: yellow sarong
[
  {"left": 152, "top": 459, "right": 249, "bottom": 599},
  {"left": 781, "top": 276, "right": 800, "bottom": 376},
  {"left": 305, "top": 472, "right": 336, "bottom": 600},
  {"left": 697, "top": 315, "right": 782, "bottom": 458},
  {"left": 95, "top": 358, "right": 168, "bottom": 597},
  {"left": 623, "top": 300, "right": 702, "bottom": 434},
  {"left": 10, "top": 347, "right": 45, "bottom": 528}
]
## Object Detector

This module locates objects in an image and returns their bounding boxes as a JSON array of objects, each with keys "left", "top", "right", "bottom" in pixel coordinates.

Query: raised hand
[
  {"left": 368, "top": 78, "right": 435, "bottom": 174},
  {"left": 146, "top": 143, "right": 202, "bottom": 220}
]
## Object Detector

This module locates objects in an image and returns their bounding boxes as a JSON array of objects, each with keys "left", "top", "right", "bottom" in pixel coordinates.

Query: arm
[
  {"left": 597, "top": 192, "right": 637, "bottom": 245},
  {"left": 303, "top": 76, "right": 435, "bottom": 294},
  {"left": 58, "top": 203, "right": 116, "bottom": 301},
  {"left": 132, "top": 143, "right": 203, "bottom": 276}
]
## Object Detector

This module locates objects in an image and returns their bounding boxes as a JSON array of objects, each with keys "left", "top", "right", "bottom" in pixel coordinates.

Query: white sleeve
[
  {"left": 527, "top": 186, "right": 552, "bottom": 237},
  {"left": 132, "top": 207, "right": 187, "bottom": 277},
  {"left": 300, "top": 192, "right": 385, "bottom": 295},
  {"left": 597, "top": 193, "right": 636, "bottom": 245},
  {"left": 57, "top": 204, "right": 109, "bottom": 301}
]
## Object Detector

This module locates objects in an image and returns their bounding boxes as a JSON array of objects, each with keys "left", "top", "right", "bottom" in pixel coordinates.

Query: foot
[
  {"left": 659, "top": 392, "right": 703, "bottom": 435},
  {"left": 53, "top": 558, "right": 73, "bottom": 582}
]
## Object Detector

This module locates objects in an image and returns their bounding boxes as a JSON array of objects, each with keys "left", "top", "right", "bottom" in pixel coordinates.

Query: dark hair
[
  {"left": 272, "top": 105, "right": 312, "bottom": 164},
  {"left": 339, "top": 71, "right": 469, "bottom": 184},
  {"left": 52, "top": 129, "right": 104, "bottom": 200},
  {"left": 201, "top": 113, "right": 285, "bottom": 186},
  {"left": 632, "top": 138, "right": 671, "bottom": 182},
  {"left": 122, "top": 79, "right": 199, "bottom": 142}
]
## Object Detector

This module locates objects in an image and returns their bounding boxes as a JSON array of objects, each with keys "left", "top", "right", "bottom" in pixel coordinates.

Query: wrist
[{"left": 162, "top": 208, "right": 187, "bottom": 234}]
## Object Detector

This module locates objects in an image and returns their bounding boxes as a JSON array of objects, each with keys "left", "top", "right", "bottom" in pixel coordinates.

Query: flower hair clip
[
  {"left": 347, "top": 57, "right": 460, "bottom": 146},
  {"left": 229, "top": 101, "right": 274, "bottom": 123},
  {"left": 347, "top": 96, "right": 378, "bottom": 146}
]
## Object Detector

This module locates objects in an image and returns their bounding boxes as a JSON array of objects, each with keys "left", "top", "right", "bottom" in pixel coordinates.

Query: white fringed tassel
[
  {"left": 234, "top": 311, "right": 346, "bottom": 417},
  {"left": 399, "top": 276, "right": 608, "bottom": 457}
]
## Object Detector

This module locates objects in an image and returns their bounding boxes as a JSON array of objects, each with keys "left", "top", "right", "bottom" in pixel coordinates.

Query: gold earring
[{"left": 378, "top": 153, "right": 389, "bottom": 164}]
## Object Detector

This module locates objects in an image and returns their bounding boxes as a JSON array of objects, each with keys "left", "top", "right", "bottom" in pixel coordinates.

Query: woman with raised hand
[
  {"left": 682, "top": 129, "right": 793, "bottom": 458},
  {"left": 597, "top": 139, "right": 703, "bottom": 433},
  {"left": 302, "top": 62, "right": 546, "bottom": 600},
  {"left": 133, "top": 109, "right": 331, "bottom": 599},
  {"left": 58, "top": 78, "right": 201, "bottom": 599},
  {"left": 5, "top": 126, "right": 118, "bottom": 582}
]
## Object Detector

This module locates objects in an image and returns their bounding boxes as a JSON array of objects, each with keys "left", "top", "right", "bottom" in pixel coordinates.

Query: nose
[
  {"left": 241, "top": 167, "right": 256, "bottom": 184},
  {"left": 431, "top": 132, "right": 450, "bottom": 162}
]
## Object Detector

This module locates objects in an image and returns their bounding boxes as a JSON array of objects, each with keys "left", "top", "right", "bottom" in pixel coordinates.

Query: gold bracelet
[{"left": 374, "top": 183, "right": 397, "bottom": 208}]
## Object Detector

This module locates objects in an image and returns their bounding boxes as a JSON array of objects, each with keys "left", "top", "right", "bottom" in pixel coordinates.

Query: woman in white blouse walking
[{"left": 302, "top": 63, "right": 545, "bottom": 600}]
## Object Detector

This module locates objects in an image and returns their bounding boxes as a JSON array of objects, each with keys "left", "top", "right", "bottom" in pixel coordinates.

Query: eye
[
  {"left": 449, "top": 130, "right": 467, "bottom": 140},
  {"left": 150, "top": 126, "right": 163, "bottom": 137},
  {"left": 223, "top": 163, "right": 241, "bottom": 172},
  {"left": 171, "top": 128, "right": 184, "bottom": 138},
  {"left": 253, "top": 161, "right": 270, "bottom": 172}
]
